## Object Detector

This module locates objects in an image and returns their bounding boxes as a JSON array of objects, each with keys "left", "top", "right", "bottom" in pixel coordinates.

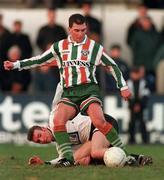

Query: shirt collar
[{"left": 68, "top": 35, "right": 87, "bottom": 46}]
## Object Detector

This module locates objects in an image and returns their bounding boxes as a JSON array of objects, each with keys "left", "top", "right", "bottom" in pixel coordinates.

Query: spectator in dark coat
[
  {"left": 97, "top": 44, "right": 130, "bottom": 94},
  {"left": 81, "top": 2, "right": 102, "bottom": 43},
  {"left": 126, "top": 4, "right": 156, "bottom": 46},
  {"left": 127, "top": 66, "right": 150, "bottom": 144},
  {"left": 0, "top": 14, "right": 12, "bottom": 91},
  {"left": 0, "top": 14, "right": 12, "bottom": 67},
  {"left": 33, "top": 64, "right": 60, "bottom": 93},
  {"left": 34, "top": 9, "right": 66, "bottom": 93},
  {"left": 160, "top": 24, "right": 164, "bottom": 46},
  {"left": 36, "top": 8, "right": 67, "bottom": 52},
  {"left": 129, "top": 16, "right": 160, "bottom": 92},
  {"left": 33, "top": 44, "right": 60, "bottom": 93},
  {"left": 10, "top": 20, "right": 33, "bottom": 59},
  {"left": 1, "top": 46, "right": 31, "bottom": 93}
]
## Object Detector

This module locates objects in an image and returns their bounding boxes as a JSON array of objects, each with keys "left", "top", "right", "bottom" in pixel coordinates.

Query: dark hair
[
  {"left": 110, "top": 44, "right": 121, "bottom": 50},
  {"left": 69, "top": 13, "right": 86, "bottom": 28},
  {"left": 14, "top": 20, "right": 22, "bottom": 25},
  {"left": 137, "top": 3, "right": 147, "bottom": 9},
  {"left": 80, "top": 0, "right": 93, "bottom": 7},
  {"left": 48, "top": 7, "right": 56, "bottom": 11},
  {"left": 27, "top": 125, "right": 42, "bottom": 141},
  {"left": 131, "top": 66, "right": 140, "bottom": 73}
]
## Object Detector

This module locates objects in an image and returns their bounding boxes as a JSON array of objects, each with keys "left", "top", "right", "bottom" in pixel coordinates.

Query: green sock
[
  {"left": 106, "top": 127, "right": 128, "bottom": 155},
  {"left": 54, "top": 131, "right": 74, "bottom": 162}
]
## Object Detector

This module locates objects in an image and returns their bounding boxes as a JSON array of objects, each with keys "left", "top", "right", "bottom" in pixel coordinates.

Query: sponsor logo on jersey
[
  {"left": 62, "top": 60, "right": 90, "bottom": 67},
  {"left": 81, "top": 50, "right": 89, "bottom": 56}
]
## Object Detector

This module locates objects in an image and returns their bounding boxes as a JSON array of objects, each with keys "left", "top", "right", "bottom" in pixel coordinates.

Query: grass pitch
[{"left": 0, "top": 144, "right": 163, "bottom": 180}]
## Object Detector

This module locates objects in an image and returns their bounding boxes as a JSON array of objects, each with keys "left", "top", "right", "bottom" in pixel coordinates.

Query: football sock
[
  {"left": 54, "top": 131, "right": 74, "bottom": 162},
  {"left": 106, "top": 127, "right": 128, "bottom": 155}
]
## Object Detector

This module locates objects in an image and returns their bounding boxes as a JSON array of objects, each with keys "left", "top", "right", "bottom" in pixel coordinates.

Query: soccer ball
[{"left": 103, "top": 147, "right": 127, "bottom": 168}]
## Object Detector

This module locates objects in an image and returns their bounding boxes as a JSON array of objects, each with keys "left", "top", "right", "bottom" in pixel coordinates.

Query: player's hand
[
  {"left": 4, "top": 61, "right": 14, "bottom": 71},
  {"left": 120, "top": 87, "right": 131, "bottom": 101},
  {"left": 28, "top": 156, "right": 44, "bottom": 165}
]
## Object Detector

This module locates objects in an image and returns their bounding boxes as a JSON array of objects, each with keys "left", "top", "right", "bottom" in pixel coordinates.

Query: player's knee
[
  {"left": 92, "top": 118, "right": 105, "bottom": 129},
  {"left": 94, "top": 121, "right": 112, "bottom": 135},
  {"left": 53, "top": 124, "right": 66, "bottom": 132},
  {"left": 91, "top": 149, "right": 100, "bottom": 159}
]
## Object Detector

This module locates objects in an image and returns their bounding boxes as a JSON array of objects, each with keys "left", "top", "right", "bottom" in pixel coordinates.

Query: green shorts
[{"left": 59, "top": 83, "right": 102, "bottom": 114}]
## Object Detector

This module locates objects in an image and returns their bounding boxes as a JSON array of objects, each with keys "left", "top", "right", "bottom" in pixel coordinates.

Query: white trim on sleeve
[{"left": 13, "top": 61, "right": 20, "bottom": 69}]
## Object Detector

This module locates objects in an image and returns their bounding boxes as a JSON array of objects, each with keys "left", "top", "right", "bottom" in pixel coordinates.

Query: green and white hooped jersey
[{"left": 18, "top": 35, "right": 126, "bottom": 89}]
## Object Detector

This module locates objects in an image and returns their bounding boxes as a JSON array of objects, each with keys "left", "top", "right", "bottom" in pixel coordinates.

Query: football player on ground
[
  {"left": 27, "top": 113, "right": 152, "bottom": 167},
  {"left": 27, "top": 83, "right": 152, "bottom": 167}
]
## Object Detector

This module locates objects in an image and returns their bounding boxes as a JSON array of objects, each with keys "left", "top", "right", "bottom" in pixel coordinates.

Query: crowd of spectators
[
  {"left": 0, "top": 14, "right": 32, "bottom": 93},
  {"left": 0, "top": 3, "right": 164, "bottom": 96},
  {"left": 126, "top": 4, "right": 161, "bottom": 93}
]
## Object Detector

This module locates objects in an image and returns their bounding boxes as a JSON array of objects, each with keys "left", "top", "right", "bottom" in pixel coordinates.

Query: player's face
[
  {"left": 69, "top": 23, "right": 87, "bottom": 43},
  {"left": 32, "top": 128, "right": 52, "bottom": 144}
]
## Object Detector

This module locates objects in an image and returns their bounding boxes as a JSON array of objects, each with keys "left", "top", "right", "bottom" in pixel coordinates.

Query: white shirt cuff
[
  {"left": 13, "top": 61, "right": 20, "bottom": 69},
  {"left": 120, "top": 86, "right": 128, "bottom": 91}
]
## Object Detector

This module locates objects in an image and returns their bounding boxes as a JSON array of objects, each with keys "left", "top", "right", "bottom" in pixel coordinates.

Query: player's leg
[
  {"left": 89, "top": 114, "right": 119, "bottom": 159},
  {"left": 87, "top": 103, "right": 125, "bottom": 150},
  {"left": 128, "top": 111, "right": 136, "bottom": 144},
  {"left": 91, "top": 131, "right": 109, "bottom": 159},
  {"left": 91, "top": 129, "right": 152, "bottom": 166},
  {"left": 53, "top": 102, "right": 77, "bottom": 164},
  {"left": 104, "top": 114, "right": 119, "bottom": 133},
  {"left": 139, "top": 112, "right": 148, "bottom": 144},
  {"left": 89, "top": 112, "right": 152, "bottom": 166}
]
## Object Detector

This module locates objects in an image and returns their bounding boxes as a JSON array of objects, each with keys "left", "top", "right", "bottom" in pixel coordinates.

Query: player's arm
[
  {"left": 42, "top": 60, "right": 58, "bottom": 67},
  {"left": 46, "top": 140, "right": 91, "bottom": 166},
  {"left": 100, "top": 49, "right": 131, "bottom": 100},
  {"left": 28, "top": 155, "right": 65, "bottom": 166},
  {"left": 4, "top": 45, "right": 58, "bottom": 71},
  {"left": 28, "top": 141, "right": 64, "bottom": 166},
  {"left": 73, "top": 141, "right": 91, "bottom": 165}
]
